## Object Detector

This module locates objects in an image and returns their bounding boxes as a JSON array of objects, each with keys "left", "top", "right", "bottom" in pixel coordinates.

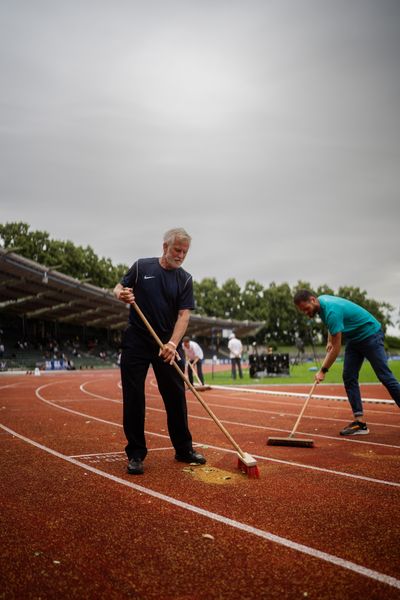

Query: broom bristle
[
  {"left": 237, "top": 455, "right": 260, "bottom": 479},
  {"left": 246, "top": 464, "right": 260, "bottom": 479},
  {"left": 267, "top": 437, "right": 314, "bottom": 448}
]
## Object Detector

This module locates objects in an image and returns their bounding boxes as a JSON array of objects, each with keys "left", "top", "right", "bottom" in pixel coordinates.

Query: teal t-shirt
[{"left": 318, "top": 295, "right": 381, "bottom": 342}]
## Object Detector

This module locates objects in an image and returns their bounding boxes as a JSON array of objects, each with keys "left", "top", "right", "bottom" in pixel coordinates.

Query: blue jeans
[{"left": 343, "top": 329, "right": 400, "bottom": 417}]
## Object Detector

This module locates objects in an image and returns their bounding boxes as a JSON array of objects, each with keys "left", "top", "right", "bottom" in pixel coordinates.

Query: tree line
[
  {"left": 1, "top": 222, "right": 395, "bottom": 344},
  {"left": 0, "top": 222, "right": 127, "bottom": 289}
]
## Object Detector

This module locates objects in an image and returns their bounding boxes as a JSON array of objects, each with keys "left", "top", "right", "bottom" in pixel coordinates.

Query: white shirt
[
  {"left": 228, "top": 337, "right": 243, "bottom": 358},
  {"left": 185, "top": 340, "right": 204, "bottom": 361}
]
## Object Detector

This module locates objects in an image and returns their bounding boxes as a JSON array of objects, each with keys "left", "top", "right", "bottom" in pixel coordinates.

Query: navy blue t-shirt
[{"left": 121, "top": 257, "right": 195, "bottom": 344}]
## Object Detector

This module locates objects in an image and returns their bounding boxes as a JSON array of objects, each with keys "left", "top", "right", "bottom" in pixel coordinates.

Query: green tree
[
  {"left": 193, "top": 278, "right": 221, "bottom": 316},
  {"left": 219, "top": 278, "right": 243, "bottom": 320},
  {"left": 242, "top": 280, "right": 267, "bottom": 322},
  {"left": 2, "top": 222, "right": 393, "bottom": 339},
  {"left": 261, "top": 282, "right": 298, "bottom": 345},
  {"left": 0, "top": 221, "right": 128, "bottom": 289},
  {"left": 0, "top": 221, "right": 52, "bottom": 264}
]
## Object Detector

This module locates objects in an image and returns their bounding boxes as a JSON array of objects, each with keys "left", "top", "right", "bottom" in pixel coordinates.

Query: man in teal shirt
[{"left": 294, "top": 290, "right": 400, "bottom": 435}]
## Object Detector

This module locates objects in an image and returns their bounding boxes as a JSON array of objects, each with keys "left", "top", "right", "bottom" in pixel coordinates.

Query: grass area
[{"left": 205, "top": 359, "right": 400, "bottom": 386}]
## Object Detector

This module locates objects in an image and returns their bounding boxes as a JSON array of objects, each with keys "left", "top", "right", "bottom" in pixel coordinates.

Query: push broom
[
  {"left": 132, "top": 300, "right": 260, "bottom": 478},
  {"left": 266, "top": 380, "right": 318, "bottom": 448},
  {"left": 187, "top": 359, "right": 212, "bottom": 391}
]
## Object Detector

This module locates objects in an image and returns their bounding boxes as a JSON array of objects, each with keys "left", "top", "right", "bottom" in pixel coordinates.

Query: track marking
[
  {"left": 181, "top": 410, "right": 400, "bottom": 449},
  {"left": 185, "top": 398, "right": 400, "bottom": 428},
  {"left": 77, "top": 381, "right": 400, "bottom": 443},
  {"left": 34, "top": 383, "right": 400, "bottom": 487},
  {"left": 79, "top": 382, "right": 120, "bottom": 402},
  {"left": 188, "top": 389, "right": 400, "bottom": 417},
  {"left": 38, "top": 379, "right": 400, "bottom": 451},
  {"left": 1, "top": 422, "right": 399, "bottom": 591},
  {"left": 0, "top": 382, "right": 23, "bottom": 390},
  {"left": 83, "top": 379, "right": 400, "bottom": 428},
  {"left": 210, "top": 384, "right": 396, "bottom": 405}
]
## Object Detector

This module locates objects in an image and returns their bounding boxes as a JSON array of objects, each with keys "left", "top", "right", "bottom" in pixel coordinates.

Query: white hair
[{"left": 163, "top": 227, "right": 192, "bottom": 246}]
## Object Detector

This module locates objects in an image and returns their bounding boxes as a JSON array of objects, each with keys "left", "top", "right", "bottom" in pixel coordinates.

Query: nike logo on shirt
[{"left": 144, "top": 275, "right": 155, "bottom": 279}]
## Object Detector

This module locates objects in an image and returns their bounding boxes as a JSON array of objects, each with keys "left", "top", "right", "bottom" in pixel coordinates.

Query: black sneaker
[
  {"left": 340, "top": 420, "right": 369, "bottom": 436},
  {"left": 175, "top": 450, "right": 206, "bottom": 464},
  {"left": 127, "top": 458, "right": 144, "bottom": 475}
]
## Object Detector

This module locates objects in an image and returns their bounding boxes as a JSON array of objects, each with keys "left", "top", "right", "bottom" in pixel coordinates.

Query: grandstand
[{"left": 0, "top": 249, "right": 265, "bottom": 371}]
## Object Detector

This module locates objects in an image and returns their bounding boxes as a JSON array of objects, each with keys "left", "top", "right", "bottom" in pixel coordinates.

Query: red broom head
[
  {"left": 246, "top": 465, "right": 260, "bottom": 479},
  {"left": 237, "top": 457, "right": 260, "bottom": 479}
]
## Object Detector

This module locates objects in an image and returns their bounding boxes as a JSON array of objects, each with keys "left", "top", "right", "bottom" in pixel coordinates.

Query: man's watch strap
[{"left": 321, "top": 366, "right": 329, "bottom": 373}]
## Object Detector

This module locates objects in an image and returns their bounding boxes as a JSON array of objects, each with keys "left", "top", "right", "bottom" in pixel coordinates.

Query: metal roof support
[{"left": 0, "top": 292, "right": 46, "bottom": 309}]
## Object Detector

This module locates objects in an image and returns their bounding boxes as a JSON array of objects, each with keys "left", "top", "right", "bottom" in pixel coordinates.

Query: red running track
[{"left": 1, "top": 369, "right": 400, "bottom": 599}]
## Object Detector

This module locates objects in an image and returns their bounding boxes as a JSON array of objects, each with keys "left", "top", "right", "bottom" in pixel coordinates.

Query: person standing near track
[
  {"left": 294, "top": 289, "right": 400, "bottom": 435},
  {"left": 182, "top": 336, "right": 205, "bottom": 385},
  {"left": 228, "top": 333, "right": 243, "bottom": 380},
  {"left": 113, "top": 227, "right": 206, "bottom": 474}
]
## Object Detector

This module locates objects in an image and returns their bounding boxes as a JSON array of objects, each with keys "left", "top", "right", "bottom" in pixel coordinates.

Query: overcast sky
[{"left": 1, "top": 1, "right": 399, "bottom": 330}]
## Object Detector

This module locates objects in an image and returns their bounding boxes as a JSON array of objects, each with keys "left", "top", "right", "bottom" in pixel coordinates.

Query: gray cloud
[{"left": 1, "top": 0, "right": 399, "bottom": 330}]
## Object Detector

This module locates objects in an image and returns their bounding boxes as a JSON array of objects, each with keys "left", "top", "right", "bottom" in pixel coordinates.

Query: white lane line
[
  {"left": 76, "top": 382, "right": 400, "bottom": 446},
  {"left": 0, "top": 382, "right": 23, "bottom": 390},
  {"left": 81, "top": 379, "right": 400, "bottom": 428},
  {"left": 34, "top": 383, "right": 400, "bottom": 488},
  {"left": 80, "top": 382, "right": 121, "bottom": 402},
  {"left": 186, "top": 391, "right": 400, "bottom": 417},
  {"left": 146, "top": 401, "right": 400, "bottom": 450},
  {"left": 1, "top": 422, "right": 399, "bottom": 591},
  {"left": 186, "top": 398, "right": 400, "bottom": 429},
  {"left": 203, "top": 442, "right": 400, "bottom": 488},
  {"left": 210, "top": 385, "right": 396, "bottom": 405},
  {"left": 181, "top": 406, "right": 400, "bottom": 447}
]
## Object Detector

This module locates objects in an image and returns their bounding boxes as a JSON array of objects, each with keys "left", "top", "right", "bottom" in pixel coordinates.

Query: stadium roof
[{"left": 0, "top": 249, "right": 265, "bottom": 338}]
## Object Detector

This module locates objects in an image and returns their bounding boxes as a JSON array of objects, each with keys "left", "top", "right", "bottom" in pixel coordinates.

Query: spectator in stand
[
  {"left": 228, "top": 333, "right": 243, "bottom": 379},
  {"left": 182, "top": 336, "right": 205, "bottom": 385}
]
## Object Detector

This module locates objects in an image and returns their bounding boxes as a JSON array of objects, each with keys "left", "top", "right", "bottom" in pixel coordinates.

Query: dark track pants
[
  {"left": 343, "top": 329, "right": 400, "bottom": 417},
  {"left": 231, "top": 357, "right": 243, "bottom": 379},
  {"left": 120, "top": 346, "right": 193, "bottom": 460},
  {"left": 187, "top": 359, "right": 204, "bottom": 385}
]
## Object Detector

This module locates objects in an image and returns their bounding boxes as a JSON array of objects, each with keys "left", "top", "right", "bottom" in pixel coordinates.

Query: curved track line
[
  {"left": 185, "top": 411, "right": 400, "bottom": 449},
  {"left": 187, "top": 398, "right": 400, "bottom": 428},
  {"left": 78, "top": 379, "right": 400, "bottom": 448},
  {"left": 35, "top": 383, "right": 170, "bottom": 441},
  {"left": 82, "top": 378, "right": 400, "bottom": 427},
  {"left": 1, "top": 422, "right": 399, "bottom": 591},
  {"left": 186, "top": 392, "right": 400, "bottom": 417},
  {"left": 34, "top": 383, "right": 400, "bottom": 487},
  {"left": 0, "top": 382, "right": 23, "bottom": 390},
  {"left": 210, "top": 384, "right": 396, "bottom": 405},
  {"left": 80, "top": 381, "right": 121, "bottom": 403}
]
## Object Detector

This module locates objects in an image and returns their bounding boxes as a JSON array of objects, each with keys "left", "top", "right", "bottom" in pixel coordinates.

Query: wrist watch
[{"left": 321, "top": 366, "right": 329, "bottom": 373}]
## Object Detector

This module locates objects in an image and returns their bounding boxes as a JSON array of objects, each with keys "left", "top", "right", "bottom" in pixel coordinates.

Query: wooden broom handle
[
  {"left": 187, "top": 359, "right": 202, "bottom": 386},
  {"left": 289, "top": 380, "right": 318, "bottom": 438},
  {"left": 131, "top": 300, "right": 246, "bottom": 458}
]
